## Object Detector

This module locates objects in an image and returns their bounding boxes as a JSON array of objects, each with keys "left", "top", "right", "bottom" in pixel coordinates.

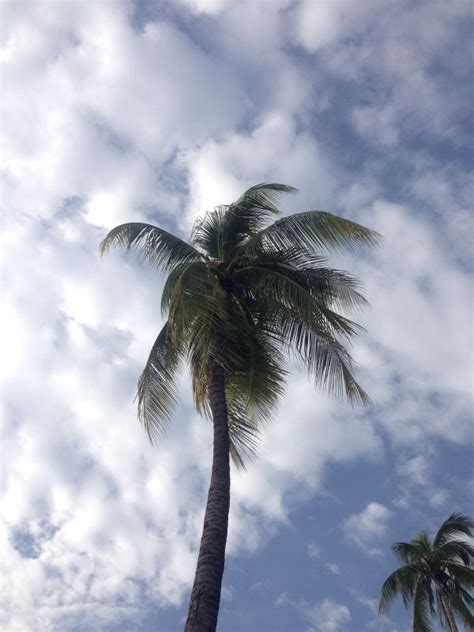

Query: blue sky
[{"left": 1, "top": 1, "right": 472, "bottom": 631}]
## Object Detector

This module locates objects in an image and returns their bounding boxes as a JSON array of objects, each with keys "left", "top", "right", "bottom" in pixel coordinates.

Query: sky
[{"left": 1, "top": 1, "right": 473, "bottom": 631}]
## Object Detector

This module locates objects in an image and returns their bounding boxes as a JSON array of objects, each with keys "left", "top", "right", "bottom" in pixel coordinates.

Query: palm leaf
[
  {"left": 447, "top": 588, "right": 474, "bottom": 630},
  {"left": 224, "top": 390, "right": 261, "bottom": 470},
  {"left": 246, "top": 210, "right": 381, "bottom": 255},
  {"left": 222, "top": 183, "right": 297, "bottom": 255},
  {"left": 443, "top": 561, "right": 474, "bottom": 588},
  {"left": 379, "top": 565, "right": 418, "bottom": 614},
  {"left": 412, "top": 580, "right": 435, "bottom": 632},
  {"left": 412, "top": 532, "right": 433, "bottom": 552},
  {"left": 100, "top": 222, "right": 203, "bottom": 272},
  {"left": 191, "top": 206, "right": 227, "bottom": 259},
  {"left": 434, "top": 513, "right": 474, "bottom": 548},
  {"left": 191, "top": 183, "right": 297, "bottom": 259},
  {"left": 439, "top": 540, "right": 474, "bottom": 566},
  {"left": 392, "top": 541, "right": 420, "bottom": 564},
  {"left": 136, "top": 322, "right": 182, "bottom": 443},
  {"left": 236, "top": 263, "right": 365, "bottom": 341}
]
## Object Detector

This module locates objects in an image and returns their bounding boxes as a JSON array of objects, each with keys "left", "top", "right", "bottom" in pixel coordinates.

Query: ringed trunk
[{"left": 184, "top": 364, "right": 230, "bottom": 632}]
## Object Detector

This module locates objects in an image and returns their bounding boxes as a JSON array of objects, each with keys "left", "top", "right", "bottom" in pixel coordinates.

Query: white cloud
[
  {"left": 326, "top": 563, "right": 339, "bottom": 576},
  {"left": 343, "top": 502, "right": 392, "bottom": 556},
  {"left": 179, "top": 111, "right": 336, "bottom": 229},
  {"left": 277, "top": 594, "right": 351, "bottom": 632},
  {"left": 305, "top": 599, "right": 351, "bottom": 632}
]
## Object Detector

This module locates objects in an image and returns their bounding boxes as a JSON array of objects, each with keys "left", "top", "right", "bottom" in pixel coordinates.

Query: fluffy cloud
[{"left": 343, "top": 502, "right": 392, "bottom": 556}]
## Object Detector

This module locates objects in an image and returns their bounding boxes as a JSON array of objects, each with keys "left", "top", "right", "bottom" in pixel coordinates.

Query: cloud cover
[{"left": 1, "top": 1, "right": 472, "bottom": 630}]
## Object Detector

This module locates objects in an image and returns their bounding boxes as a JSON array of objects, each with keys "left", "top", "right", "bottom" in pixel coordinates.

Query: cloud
[
  {"left": 277, "top": 593, "right": 351, "bottom": 632},
  {"left": 307, "top": 543, "right": 321, "bottom": 559},
  {"left": 326, "top": 563, "right": 339, "bottom": 576},
  {"left": 342, "top": 502, "right": 392, "bottom": 556}
]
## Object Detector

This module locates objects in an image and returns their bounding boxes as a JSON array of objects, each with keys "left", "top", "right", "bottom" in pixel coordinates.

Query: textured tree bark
[{"left": 184, "top": 364, "right": 230, "bottom": 632}]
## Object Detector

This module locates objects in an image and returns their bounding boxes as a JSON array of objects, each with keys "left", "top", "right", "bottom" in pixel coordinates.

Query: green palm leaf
[
  {"left": 447, "top": 588, "right": 474, "bottom": 630},
  {"left": 444, "top": 561, "right": 474, "bottom": 588},
  {"left": 379, "top": 565, "right": 417, "bottom": 613},
  {"left": 439, "top": 541, "right": 474, "bottom": 566},
  {"left": 191, "top": 183, "right": 297, "bottom": 259},
  {"left": 392, "top": 542, "right": 421, "bottom": 564},
  {"left": 136, "top": 322, "right": 182, "bottom": 442},
  {"left": 100, "top": 222, "right": 203, "bottom": 272},
  {"left": 434, "top": 513, "right": 474, "bottom": 548},
  {"left": 413, "top": 580, "right": 435, "bottom": 632},
  {"left": 246, "top": 210, "right": 381, "bottom": 255}
]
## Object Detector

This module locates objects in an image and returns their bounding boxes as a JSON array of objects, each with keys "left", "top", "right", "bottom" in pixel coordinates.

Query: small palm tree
[
  {"left": 379, "top": 512, "right": 474, "bottom": 632},
  {"left": 101, "top": 183, "right": 379, "bottom": 631}
]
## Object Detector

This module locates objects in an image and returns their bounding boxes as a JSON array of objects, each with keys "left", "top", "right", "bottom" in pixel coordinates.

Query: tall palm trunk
[{"left": 184, "top": 364, "right": 230, "bottom": 632}]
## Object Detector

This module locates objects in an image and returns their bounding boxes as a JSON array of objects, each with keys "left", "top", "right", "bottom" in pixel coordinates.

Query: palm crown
[
  {"left": 379, "top": 512, "right": 474, "bottom": 631},
  {"left": 100, "top": 183, "right": 379, "bottom": 468}
]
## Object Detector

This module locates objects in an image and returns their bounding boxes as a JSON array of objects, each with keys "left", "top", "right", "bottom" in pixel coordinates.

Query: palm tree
[
  {"left": 100, "top": 183, "right": 379, "bottom": 631},
  {"left": 379, "top": 512, "right": 474, "bottom": 631}
]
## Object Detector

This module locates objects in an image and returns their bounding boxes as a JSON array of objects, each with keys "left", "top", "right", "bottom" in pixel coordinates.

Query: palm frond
[
  {"left": 191, "top": 206, "right": 228, "bottom": 259},
  {"left": 412, "top": 532, "right": 433, "bottom": 552},
  {"left": 434, "top": 513, "right": 474, "bottom": 548},
  {"left": 191, "top": 183, "right": 297, "bottom": 259},
  {"left": 392, "top": 542, "right": 420, "bottom": 564},
  {"left": 379, "top": 565, "right": 418, "bottom": 614},
  {"left": 302, "top": 267, "right": 369, "bottom": 312},
  {"left": 246, "top": 210, "right": 381, "bottom": 256},
  {"left": 237, "top": 264, "right": 365, "bottom": 341},
  {"left": 224, "top": 391, "right": 261, "bottom": 470},
  {"left": 277, "top": 310, "right": 370, "bottom": 405},
  {"left": 162, "top": 261, "right": 213, "bottom": 325},
  {"left": 443, "top": 561, "right": 474, "bottom": 588},
  {"left": 222, "top": 183, "right": 297, "bottom": 255},
  {"left": 439, "top": 540, "right": 474, "bottom": 566},
  {"left": 136, "top": 322, "right": 182, "bottom": 443},
  {"left": 412, "top": 580, "right": 435, "bottom": 632},
  {"left": 100, "top": 222, "right": 203, "bottom": 272},
  {"left": 446, "top": 588, "right": 474, "bottom": 630}
]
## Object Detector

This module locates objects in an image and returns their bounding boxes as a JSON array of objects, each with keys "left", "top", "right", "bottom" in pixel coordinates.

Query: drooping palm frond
[
  {"left": 379, "top": 565, "right": 418, "bottom": 613},
  {"left": 447, "top": 588, "right": 474, "bottom": 630},
  {"left": 100, "top": 222, "right": 203, "bottom": 272},
  {"left": 136, "top": 322, "right": 182, "bottom": 443},
  {"left": 433, "top": 513, "right": 474, "bottom": 549},
  {"left": 443, "top": 561, "right": 474, "bottom": 589},
  {"left": 236, "top": 263, "right": 365, "bottom": 341},
  {"left": 276, "top": 310, "right": 370, "bottom": 405},
  {"left": 301, "top": 267, "right": 369, "bottom": 312},
  {"left": 412, "top": 580, "right": 435, "bottom": 632},
  {"left": 439, "top": 540, "right": 474, "bottom": 566},
  {"left": 392, "top": 541, "right": 420, "bottom": 564},
  {"left": 224, "top": 389, "right": 261, "bottom": 470},
  {"left": 245, "top": 210, "right": 381, "bottom": 258}
]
